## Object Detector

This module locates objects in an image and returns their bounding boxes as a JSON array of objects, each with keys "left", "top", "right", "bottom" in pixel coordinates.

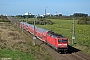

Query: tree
[{"left": 78, "top": 17, "right": 87, "bottom": 24}]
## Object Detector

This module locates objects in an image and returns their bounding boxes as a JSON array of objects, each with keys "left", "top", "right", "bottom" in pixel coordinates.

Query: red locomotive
[{"left": 20, "top": 22, "right": 68, "bottom": 53}]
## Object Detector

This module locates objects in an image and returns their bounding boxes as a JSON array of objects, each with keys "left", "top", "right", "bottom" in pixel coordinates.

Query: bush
[
  {"left": 0, "top": 16, "right": 10, "bottom": 22},
  {"left": 27, "top": 19, "right": 54, "bottom": 25},
  {"left": 78, "top": 17, "right": 87, "bottom": 24}
]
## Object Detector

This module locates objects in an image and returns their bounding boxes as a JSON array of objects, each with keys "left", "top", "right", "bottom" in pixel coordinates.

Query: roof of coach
[
  {"left": 30, "top": 25, "right": 37, "bottom": 28},
  {"left": 47, "top": 31, "right": 65, "bottom": 38},
  {"left": 25, "top": 23, "right": 31, "bottom": 26},
  {"left": 20, "top": 22, "right": 24, "bottom": 23},
  {"left": 21, "top": 22, "right": 35, "bottom": 27},
  {"left": 37, "top": 28, "right": 49, "bottom": 33}
]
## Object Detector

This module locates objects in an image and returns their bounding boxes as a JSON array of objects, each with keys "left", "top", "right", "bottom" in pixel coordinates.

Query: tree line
[
  {"left": 2, "top": 13, "right": 90, "bottom": 25},
  {"left": 0, "top": 15, "right": 10, "bottom": 22}
]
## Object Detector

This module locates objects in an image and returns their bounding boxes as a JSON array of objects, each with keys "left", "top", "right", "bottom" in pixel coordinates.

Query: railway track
[{"left": 7, "top": 16, "right": 90, "bottom": 60}]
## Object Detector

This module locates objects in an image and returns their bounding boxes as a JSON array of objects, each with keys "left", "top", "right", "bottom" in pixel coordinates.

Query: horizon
[{"left": 0, "top": 0, "right": 90, "bottom": 16}]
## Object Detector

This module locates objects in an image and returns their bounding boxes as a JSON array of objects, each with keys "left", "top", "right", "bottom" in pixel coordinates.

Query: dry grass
[
  {"left": 0, "top": 22, "right": 55, "bottom": 60},
  {"left": 0, "top": 22, "right": 26, "bottom": 50}
]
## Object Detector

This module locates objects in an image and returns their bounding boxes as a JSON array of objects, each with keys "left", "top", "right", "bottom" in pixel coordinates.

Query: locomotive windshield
[{"left": 58, "top": 40, "right": 67, "bottom": 42}]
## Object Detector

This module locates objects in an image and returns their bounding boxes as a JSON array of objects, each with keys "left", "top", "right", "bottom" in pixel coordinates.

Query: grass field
[
  {"left": 0, "top": 49, "right": 34, "bottom": 60},
  {"left": 0, "top": 22, "right": 55, "bottom": 60},
  {"left": 36, "top": 19, "right": 90, "bottom": 55},
  {"left": 18, "top": 18, "right": 90, "bottom": 55}
]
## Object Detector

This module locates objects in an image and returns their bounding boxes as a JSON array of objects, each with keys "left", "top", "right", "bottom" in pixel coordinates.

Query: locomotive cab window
[
  {"left": 62, "top": 40, "right": 67, "bottom": 42},
  {"left": 58, "top": 40, "right": 67, "bottom": 42}
]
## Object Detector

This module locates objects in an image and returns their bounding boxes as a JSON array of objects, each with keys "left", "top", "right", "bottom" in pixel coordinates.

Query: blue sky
[{"left": 0, "top": 0, "right": 90, "bottom": 16}]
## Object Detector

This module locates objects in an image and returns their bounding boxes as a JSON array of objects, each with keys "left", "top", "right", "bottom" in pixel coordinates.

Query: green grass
[
  {"left": 0, "top": 49, "right": 35, "bottom": 60},
  {"left": 36, "top": 19, "right": 90, "bottom": 55},
  {"left": 37, "top": 19, "right": 73, "bottom": 44},
  {"left": 37, "top": 19, "right": 90, "bottom": 45},
  {"left": 17, "top": 18, "right": 90, "bottom": 55}
]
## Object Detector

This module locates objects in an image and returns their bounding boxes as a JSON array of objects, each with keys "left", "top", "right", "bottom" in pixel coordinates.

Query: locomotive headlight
[
  {"left": 58, "top": 44, "right": 67, "bottom": 47},
  {"left": 63, "top": 44, "right": 67, "bottom": 46},
  {"left": 58, "top": 44, "right": 62, "bottom": 46}
]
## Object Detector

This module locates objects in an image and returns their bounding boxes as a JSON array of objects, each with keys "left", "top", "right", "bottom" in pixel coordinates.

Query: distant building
[
  {"left": 73, "top": 13, "right": 88, "bottom": 17},
  {"left": 47, "top": 13, "right": 51, "bottom": 15},
  {"left": 0, "top": 14, "right": 7, "bottom": 16},
  {"left": 40, "top": 15, "right": 44, "bottom": 17},
  {"left": 25, "top": 12, "right": 32, "bottom": 15}
]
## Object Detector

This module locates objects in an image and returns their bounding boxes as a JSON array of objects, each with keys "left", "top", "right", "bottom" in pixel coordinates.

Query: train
[{"left": 20, "top": 22, "right": 68, "bottom": 53}]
